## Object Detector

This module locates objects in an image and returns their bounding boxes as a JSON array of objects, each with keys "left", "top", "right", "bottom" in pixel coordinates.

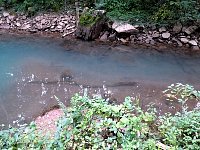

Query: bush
[
  {"left": 0, "top": 83, "right": 199, "bottom": 149},
  {"left": 95, "top": 0, "right": 200, "bottom": 25}
]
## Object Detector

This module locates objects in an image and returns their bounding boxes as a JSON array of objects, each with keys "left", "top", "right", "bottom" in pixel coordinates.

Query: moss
[{"left": 79, "top": 12, "right": 100, "bottom": 27}]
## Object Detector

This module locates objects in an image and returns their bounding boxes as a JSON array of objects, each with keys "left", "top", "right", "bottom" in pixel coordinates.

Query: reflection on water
[{"left": 0, "top": 34, "right": 200, "bottom": 127}]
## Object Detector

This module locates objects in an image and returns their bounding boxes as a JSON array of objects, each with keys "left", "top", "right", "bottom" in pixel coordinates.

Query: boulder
[
  {"left": 112, "top": 22, "right": 138, "bottom": 34},
  {"left": 75, "top": 10, "right": 106, "bottom": 40},
  {"left": 180, "top": 38, "right": 189, "bottom": 44},
  {"left": 185, "top": 26, "right": 198, "bottom": 35},
  {"left": 162, "top": 32, "right": 170, "bottom": 39},
  {"left": 173, "top": 22, "right": 182, "bottom": 33},
  {"left": 188, "top": 40, "right": 198, "bottom": 46}
]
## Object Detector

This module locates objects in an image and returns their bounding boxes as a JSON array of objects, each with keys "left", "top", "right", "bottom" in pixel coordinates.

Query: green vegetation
[
  {"left": 0, "top": 83, "right": 199, "bottom": 149},
  {"left": 79, "top": 10, "right": 100, "bottom": 26},
  {"left": 99, "top": 0, "right": 200, "bottom": 25},
  {"left": 0, "top": 0, "right": 199, "bottom": 25}
]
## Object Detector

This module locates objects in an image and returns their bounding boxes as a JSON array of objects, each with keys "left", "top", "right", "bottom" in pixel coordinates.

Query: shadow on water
[{"left": 0, "top": 34, "right": 199, "bottom": 127}]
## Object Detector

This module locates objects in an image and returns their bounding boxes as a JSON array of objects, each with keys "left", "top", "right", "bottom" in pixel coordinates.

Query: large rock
[
  {"left": 112, "top": 22, "right": 138, "bottom": 34},
  {"left": 185, "top": 26, "right": 198, "bottom": 35},
  {"left": 75, "top": 10, "right": 106, "bottom": 40}
]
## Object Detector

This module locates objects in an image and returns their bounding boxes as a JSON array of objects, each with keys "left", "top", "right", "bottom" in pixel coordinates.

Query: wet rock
[
  {"left": 108, "top": 32, "right": 116, "bottom": 42},
  {"left": 99, "top": 31, "right": 109, "bottom": 42},
  {"left": 180, "top": 38, "right": 189, "bottom": 44},
  {"left": 188, "top": 40, "right": 198, "bottom": 46},
  {"left": 185, "top": 26, "right": 198, "bottom": 35},
  {"left": 159, "top": 27, "right": 166, "bottom": 33},
  {"left": 119, "top": 38, "right": 128, "bottom": 44},
  {"left": 173, "top": 22, "right": 182, "bottom": 33},
  {"left": 192, "top": 46, "right": 200, "bottom": 51},
  {"left": 162, "top": 32, "right": 170, "bottom": 39}
]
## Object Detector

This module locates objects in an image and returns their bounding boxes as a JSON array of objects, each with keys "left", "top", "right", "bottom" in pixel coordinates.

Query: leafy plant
[{"left": 0, "top": 83, "right": 199, "bottom": 149}]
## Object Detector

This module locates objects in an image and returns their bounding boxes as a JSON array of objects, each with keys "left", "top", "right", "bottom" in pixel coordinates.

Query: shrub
[{"left": 0, "top": 83, "right": 199, "bottom": 149}]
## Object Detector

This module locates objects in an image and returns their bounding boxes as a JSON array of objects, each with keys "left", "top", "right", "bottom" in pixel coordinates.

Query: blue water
[{"left": 0, "top": 34, "right": 200, "bottom": 127}]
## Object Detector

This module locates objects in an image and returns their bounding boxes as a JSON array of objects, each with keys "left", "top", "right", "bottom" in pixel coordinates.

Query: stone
[
  {"left": 0, "top": 24, "right": 10, "bottom": 29},
  {"left": 192, "top": 46, "right": 200, "bottom": 51},
  {"left": 188, "top": 40, "right": 198, "bottom": 46},
  {"left": 16, "top": 22, "right": 21, "bottom": 27},
  {"left": 172, "top": 38, "right": 183, "bottom": 47},
  {"left": 99, "top": 31, "right": 109, "bottom": 42},
  {"left": 21, "top": 24, "right": 31, "bottom": 30},
  {"left": 35, "top": 16, "right": 42, "bottom": 22},
  {"left": 180, "top": 38, "right": 189, "bottom": 44},
  {"left": 159, "top": 27, "right": 166, "bottom": 33},
  {"left": 113, "top": 22, "right": 138, "bottom": 34},
  {"left": 162, "top": 32, "right": 170, "bottom": 39},
  {"left": 3, "top": 12, "right": 9, "bottom": 17},
  {"left": 57, "top": 25, "right": 62, "bottom": 29},
  {"left": 108, "top": 32, "right": 116, "bottom": 42},
  {"left": 185, "top": 26, "right": 198, "bottom": 35},
  {"left": 152, "top": 31, "right": 160, "bottom": 38},
  {"left": 8, "top": 15, "right": 15, "bottom": 21},
  {"left": 173, "top": 22, "right": 182, "bottom": 33},
  {"left": 75, "top": 12, "right": 106, "bottom": 40},
  {"left": 119, "top": 38, "right": 128, "bottom": 43},
  {"left": 41, "top": 19, "right": 46, "bottom": 24}
]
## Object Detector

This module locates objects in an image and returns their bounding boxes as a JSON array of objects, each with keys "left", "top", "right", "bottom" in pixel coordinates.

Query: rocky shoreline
[
  {"left": 98, "top": 21, "right": 200, "bottom": 51},
  {"left": 0, "top": 11, "right": 76, "bottom": 37},
  {"left": 0, "top": 10, "right": 200, "bottom": 53}
]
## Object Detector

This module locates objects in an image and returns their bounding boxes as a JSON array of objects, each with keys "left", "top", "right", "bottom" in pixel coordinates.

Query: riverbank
[{"left": 0, "top": 11, "right": 200, "bottom": 55}]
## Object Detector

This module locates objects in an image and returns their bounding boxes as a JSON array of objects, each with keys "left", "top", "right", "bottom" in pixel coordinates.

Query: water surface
[{"left": 0, "top": 34, "right": 200, "bottom": 127}]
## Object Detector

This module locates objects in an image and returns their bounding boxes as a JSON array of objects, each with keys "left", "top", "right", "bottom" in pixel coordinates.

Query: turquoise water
[{"left": 0, "top": 34, "right": 200, "bottom": 127}]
